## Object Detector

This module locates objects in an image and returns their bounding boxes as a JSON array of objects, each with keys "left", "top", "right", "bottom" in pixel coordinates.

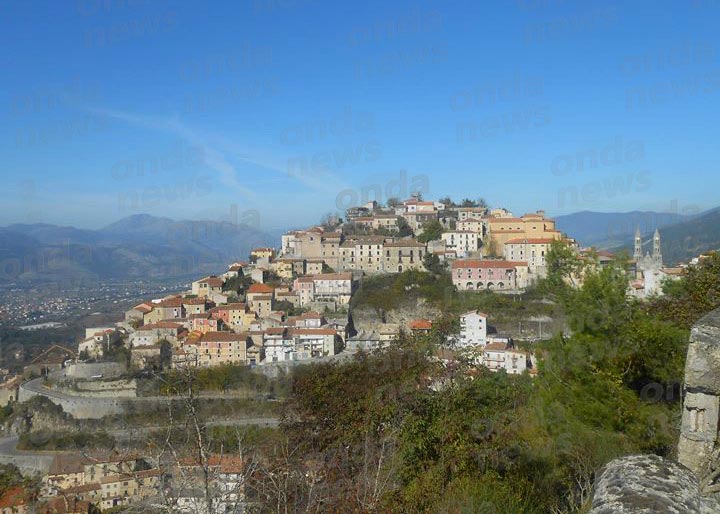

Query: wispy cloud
[{"left": 85, "top": 106, "right": 348, "bottom": 198}]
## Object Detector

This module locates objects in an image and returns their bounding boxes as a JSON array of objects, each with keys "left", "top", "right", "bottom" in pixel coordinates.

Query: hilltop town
[{"left": 0, "top": 194, "right": 712, "bottom": 513}]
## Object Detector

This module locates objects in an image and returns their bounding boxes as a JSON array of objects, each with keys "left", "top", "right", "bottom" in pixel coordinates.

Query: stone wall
[
  {"left": 678, "top": 308, "right": 720, "bottom": 478},
  {"left": 64, "top": 362, "right": 126, "bottom": 379},
  {"left": 17, "top": 380, "right": 127, "bottom": 419}
]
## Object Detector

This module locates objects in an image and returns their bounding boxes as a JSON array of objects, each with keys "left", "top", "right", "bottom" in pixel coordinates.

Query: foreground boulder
[{"left": 589, "top": 454, "right": 719, "bottom": 514}]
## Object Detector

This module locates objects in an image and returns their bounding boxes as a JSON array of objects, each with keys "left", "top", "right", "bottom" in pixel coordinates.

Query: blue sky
[{"left": 1, "top": 0, "right": 719, "bottom": 231}]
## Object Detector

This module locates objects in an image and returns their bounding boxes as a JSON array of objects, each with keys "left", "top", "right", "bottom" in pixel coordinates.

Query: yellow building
[{"left": 486, "top": 211, "right": 562, "bottom": 255}]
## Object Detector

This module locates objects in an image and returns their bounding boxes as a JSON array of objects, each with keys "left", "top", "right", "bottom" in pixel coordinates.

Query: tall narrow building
[
  {"left": 653, "top": 228, "right": 662, "bottom": 264},
  {"left": 634, "top": 226, "right": 643, "bottom": 261}
]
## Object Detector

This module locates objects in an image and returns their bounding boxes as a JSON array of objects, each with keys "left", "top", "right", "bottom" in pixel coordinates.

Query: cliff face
[
  {"left": 351, "top": 297, "right": 441, "bottom": 334},
  {"left": 589, "top": 308, "right": 720, "bottom": 513}
]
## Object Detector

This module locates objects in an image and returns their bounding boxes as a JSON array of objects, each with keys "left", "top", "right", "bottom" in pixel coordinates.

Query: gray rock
[
  {"left": 589, "top": 454, "right": 719, "bottom": 514},
  {"left": 679, "top": 308, "right": 720, "bottom": 477}
]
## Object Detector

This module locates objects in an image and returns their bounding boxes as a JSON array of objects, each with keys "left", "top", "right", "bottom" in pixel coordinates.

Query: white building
[
  {"left": 457, "top": 310, "right": 487, "bottom": 347},
  {"left": 441, "top": 231, "right": 480, "bottom": 258},
  {"left": 482, "top": 342, "right": 528, "bottom": 375}
]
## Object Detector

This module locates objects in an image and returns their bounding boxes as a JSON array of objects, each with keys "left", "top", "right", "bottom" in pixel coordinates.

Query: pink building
[
  {"left": 189, "top": 313, "right": 222, "bottom": 334},
  {"left": 451, "top": 259, "right": 528, "bottom": 291}
]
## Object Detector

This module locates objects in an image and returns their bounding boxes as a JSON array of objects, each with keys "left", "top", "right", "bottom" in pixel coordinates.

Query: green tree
[
  {"left": 417, "top": 219, "right": 443, "bottom": 243},
  {"left": 397, "top": 216, "right": 414, "bottom": 237},
  {"left": 422, "top": 253, "right": 444, "bottom": 274},
  {"left": 651, "top": 251, "right": 720, "bottom": 328}
]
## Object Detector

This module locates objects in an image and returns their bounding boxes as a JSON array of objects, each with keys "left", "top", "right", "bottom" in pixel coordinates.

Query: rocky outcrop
[
  {"left": 678, "top": 308, "right": 720, "bottom": 481},
  {"left": 589, "top": 308, "right": 720, "bottom": 512},
  {"left": 589, "top": 455, "right": 719, "bottom": 514}
]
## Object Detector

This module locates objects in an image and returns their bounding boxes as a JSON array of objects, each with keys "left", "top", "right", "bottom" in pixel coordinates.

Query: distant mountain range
[
  {"left": 3, "top": 207, "right": 717, "bottom": 286},
  {"left": 0, "top": 214, "right": 274, "bottom": 286},
  {"left": 554, "top": 210, "right": 697, "bottom": 247},
  {"left": 555, "top": 208, "right": 720, "bottom": 265}
]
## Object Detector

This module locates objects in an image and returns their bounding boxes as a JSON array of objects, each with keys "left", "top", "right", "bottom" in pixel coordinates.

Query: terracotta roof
[
  {"left": 131, "top": 303, "right": 153, "bottom": 313},
  {"left": 248, "top": 283, "right": 274, "bottom": 294},
  {"left": 0, "top": 486, "right": 26, "bottom": 508},
  {"left": 182, "top": 297, "right": 208, "bottom": 305},
  {"left": 202, "top": 331, "right": 246, "bottom": 342},
  {"left": 265, "top": 327, "right": 289, "bottom": 336},
  {"left": 137, "top": 321, "right": 183, "bottom": 331},
  {"left": 61, "top": 482, "right": 102, "bottom": 493},
  {"left": 179, "top": 454, "right": 244, "bottom": 474},
  {"left": 409, "top": 319, "right": 433, "bottom": 330},
  {"left": 215, "top": 302, "right": 247, "bottom": 310},
  {"left": 484, "top": 342, "right": 509, "bottom": 351},
  {"left": 293, "top": 328, "right": 337, "bottom": 336},
  {"left": 158, "top": 297, "right": 185, "bottom": 307},
  {"left": 252, "top": 247, "right": 275, "bottom": 253},
  {"left": 197, "top": 276, "right": 224, "bottom": 287},
  {"left": 452, "top": 259, "right": 528, "bottom": 269}
]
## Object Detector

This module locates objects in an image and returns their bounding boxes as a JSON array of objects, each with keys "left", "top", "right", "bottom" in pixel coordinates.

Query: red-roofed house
[
  {"left": 174, "top": 331, "right": 252, "bottom": 368},
  {"left": 130, "top": 321, "right": 185, "bottom": 347},
  {"left": 409, "top": 319, "right": 433, "bottom": 333},
  {"left": 125, "top": 302, "right": 153, "bottom": 322},
  {"left": 451, "top": 260, "right": 529, "bottom": 291},
  {"left": 192, "top": 276, "right": 224, "bottom": 298}
]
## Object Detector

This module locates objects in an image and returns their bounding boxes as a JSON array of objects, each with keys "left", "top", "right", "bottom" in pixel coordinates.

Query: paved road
[{"left": 0, "top": 436, "right": 55, "bottom": 475}]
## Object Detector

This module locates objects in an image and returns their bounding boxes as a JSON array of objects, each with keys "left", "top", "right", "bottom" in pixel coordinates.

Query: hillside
[
  {"left": 617, "top": 207, "right": 720, "bottom": 265},
  {"left": 0, "top": 214, "right": 274, "bottom": 285},
  {"left": 554, "top": 210, "right": 694, "bottom": 247}
]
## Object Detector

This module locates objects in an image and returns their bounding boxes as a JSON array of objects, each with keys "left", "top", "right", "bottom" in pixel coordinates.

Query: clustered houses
[
  {"left": 42, "top": 452, "right": 161, "bottom": 512},
  {"left": 97, "top": 198, "right": 567, "bottom": 379},
  {"left": 277, "top": 198, "right": 570, "bottom": 288},
  {"left": 116, "top": 258, "right": 350, "bottom": 370},
  {"left": 32, "top": 452, "right": 246, "bottom": 514}
]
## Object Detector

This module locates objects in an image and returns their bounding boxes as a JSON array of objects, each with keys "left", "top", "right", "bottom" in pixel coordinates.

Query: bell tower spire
[
  {"left": 634, "top": 226, "right": 643, "bottom": 262},
  {"left": 653, "top": 228, "right": 662, "bottom": 264}
]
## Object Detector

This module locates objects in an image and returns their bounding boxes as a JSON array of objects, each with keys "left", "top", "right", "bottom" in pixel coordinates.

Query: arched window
[{"left": 466, "top": 282, "right": 474, "bottom": 290}]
